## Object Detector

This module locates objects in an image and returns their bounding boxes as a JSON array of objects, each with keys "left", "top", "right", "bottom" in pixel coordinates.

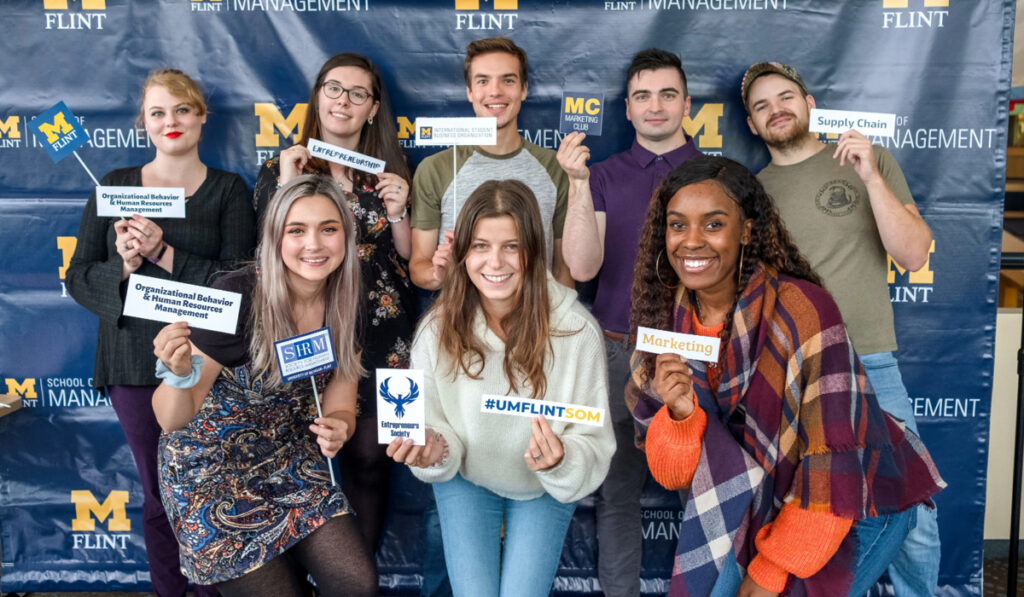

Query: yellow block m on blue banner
[{"left": 28, "top": 101, "right": 89, "bottom": 163}]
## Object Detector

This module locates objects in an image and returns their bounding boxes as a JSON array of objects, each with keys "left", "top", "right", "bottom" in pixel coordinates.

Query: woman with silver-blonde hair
[{"left": 151, "top": 175, "right": 375, "bottom": 597}]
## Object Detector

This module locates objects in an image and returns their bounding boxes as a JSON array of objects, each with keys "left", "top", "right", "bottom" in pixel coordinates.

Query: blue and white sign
[
  {"left": 27, "top": 101, "right": 89, "bottom": 163},
  {"left": 274, "top": 327, "right": 336, "bottom": 383},
  {"left": 415, "top": 117, "right": 496, "bottom": 147},
  {"left": 559, "top": 91, "right": 604, "bottom": 135},
  {"left": 376, "top": 369, "right": 425, "bottom": 445}
]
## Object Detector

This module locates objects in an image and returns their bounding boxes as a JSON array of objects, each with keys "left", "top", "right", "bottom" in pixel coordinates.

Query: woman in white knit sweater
[{"left": 388, "top": 179, "right": 615, "bottom": 597}]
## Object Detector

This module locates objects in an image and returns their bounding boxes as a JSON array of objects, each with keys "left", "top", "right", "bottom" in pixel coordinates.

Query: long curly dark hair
[{"left": 629, "top": 155, "right": 821, "bottom": 378}]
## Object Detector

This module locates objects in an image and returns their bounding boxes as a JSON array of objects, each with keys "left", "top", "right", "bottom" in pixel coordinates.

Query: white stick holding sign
[
  {"left": 809, "top": 108, "right": 897, "bottom": 138},
  {"left": 415, "top": 117, "right": 497, "bottom": 219},
  {"left": 73, "top": 151, "right": 101, "bottom": 186},
  {"left": 376, "top": 369, "right": 426, "bottom": 445},
  {"left": 635, "top": 326, "right": 720, "bottom": 363},
  {"left": 123, "top": 274, "right": 242, "bottom": 334},
  {"left": 96, "top": 186, "right": 186, "bottom": 219},
  {"left": 481, "top": 395, "right": 605, "bottom": 427},
  {"left": 306, "top": 139, "right": 386, "bottom": 174},
  {"left": 275, "top": 327, "right": 339, "bottom": 486}
]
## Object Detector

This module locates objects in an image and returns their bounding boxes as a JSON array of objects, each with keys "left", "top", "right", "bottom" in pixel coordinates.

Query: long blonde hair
[{"left": 249, "top": 175, "right": 364, "bottom": 389}]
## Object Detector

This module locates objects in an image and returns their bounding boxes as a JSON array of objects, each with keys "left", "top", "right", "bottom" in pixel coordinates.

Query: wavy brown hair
[
  {"left": 428, "top": 179, "right": 552, "bottom": 399},
  {"left": 630, "top": 155, "right": 821, "bottom": 379},
  {"left": 299, "top": 53, "right": 411, "bottom": 189}
]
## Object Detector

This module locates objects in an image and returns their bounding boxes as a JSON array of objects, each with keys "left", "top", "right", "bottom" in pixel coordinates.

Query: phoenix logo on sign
[
  {"left": 682, "top": 103, "right": 724, "bottom": 153},
  {"left": 882, "top": 0, "right": 949, "bottom": 29},
  {"left": 455, "top": 0, "right": 518, "bottom": 31},
  {"left": 43, "top": 0, "right": 107, "bottom": 30},
  {"left": 70, "top": 490, "right": 132, "bottom": 550},
  {"left": 254, "top": 103, "right": 308, "bottom": 165},
  {"left": 0, "top": 116, "right": 22, "bottom": 148},
  {"left": 889, "top": 240, "right": 935, "bottom": 303}
]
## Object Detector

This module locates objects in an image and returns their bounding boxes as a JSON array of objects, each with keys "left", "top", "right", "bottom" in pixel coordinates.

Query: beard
[{"left": 760, "top": 111, "right": 812, "bottom": 151}]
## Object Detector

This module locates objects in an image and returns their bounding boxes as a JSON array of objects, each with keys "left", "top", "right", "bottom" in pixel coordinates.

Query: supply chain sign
[{"left": 0, "top": 2, "right": 1011, "bottom": 595}]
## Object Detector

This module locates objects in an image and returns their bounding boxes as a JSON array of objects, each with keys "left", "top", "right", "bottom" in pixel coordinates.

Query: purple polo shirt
[{"left": 590, "top": 137, "right": 701, "bottom": 333}]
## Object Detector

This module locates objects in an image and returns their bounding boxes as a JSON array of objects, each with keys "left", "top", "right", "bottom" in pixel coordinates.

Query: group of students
[{"left": 64, "top": 34, "right": 944, "bottom": 597}]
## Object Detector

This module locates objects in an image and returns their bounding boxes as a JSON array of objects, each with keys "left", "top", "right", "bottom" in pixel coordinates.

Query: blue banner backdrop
[{"left": 0, "top": 1, "right": 1011, "bottom": 595}]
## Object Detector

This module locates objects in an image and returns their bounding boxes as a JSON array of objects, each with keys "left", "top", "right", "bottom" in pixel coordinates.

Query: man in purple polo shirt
[{"left": 557, "top": 48, "right": 701, "bottom": 597}]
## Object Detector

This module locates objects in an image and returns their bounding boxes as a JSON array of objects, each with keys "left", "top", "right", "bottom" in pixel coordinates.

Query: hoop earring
[
  {"left": 656, "top": 249, "right": 680, "bottom": 289},
  {"left": 738, "top": 243, "right": 745, "bottom": 287}
]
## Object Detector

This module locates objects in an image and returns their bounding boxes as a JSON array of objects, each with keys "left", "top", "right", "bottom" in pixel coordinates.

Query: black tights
[
  {"left": 216, "top": 515, "right": 376, "bottom": 597},
  {"left": 339, "top": 414, "right": 393, "bottom": 552}
]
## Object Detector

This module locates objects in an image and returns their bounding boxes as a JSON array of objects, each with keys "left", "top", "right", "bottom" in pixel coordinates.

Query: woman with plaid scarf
[{"left": 625, "top": 156, "right": 944, "bottom": 597}]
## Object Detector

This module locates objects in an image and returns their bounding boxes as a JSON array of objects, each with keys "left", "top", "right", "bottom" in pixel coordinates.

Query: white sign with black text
[
  {"left": 122, "top": 274, "right": 241, "bottom": 334},
  {"left": 96, "top": 186, "right": 186, "bottom": 218}
]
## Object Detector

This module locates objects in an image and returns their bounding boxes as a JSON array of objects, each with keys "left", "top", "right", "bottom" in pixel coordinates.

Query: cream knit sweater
[{"left": 409, "top": 276, "right": 615, "bottom": 503}]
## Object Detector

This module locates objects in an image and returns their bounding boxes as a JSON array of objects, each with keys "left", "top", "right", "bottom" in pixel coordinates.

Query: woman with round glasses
[{"left": 253, "top": 53, "right": 416, "bottom": 555}]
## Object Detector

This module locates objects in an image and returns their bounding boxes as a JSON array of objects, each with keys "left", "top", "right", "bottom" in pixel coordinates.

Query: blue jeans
[
  {"left": 595, "top": 336, "right": 648, "bottom": 597},
  {"left": 707, "top": 509, "right": 914, "bottom": 596},
  {"left": 861, "top": 351, "right": 941, "bottom": 595},
  {"left": 432, "top": 474, "right": 576, "bottom": 597}
]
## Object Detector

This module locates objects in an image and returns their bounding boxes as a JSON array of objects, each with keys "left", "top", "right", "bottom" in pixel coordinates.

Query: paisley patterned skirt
[{"left": 158, "top": 365, "right": 351, "bottom": 584}]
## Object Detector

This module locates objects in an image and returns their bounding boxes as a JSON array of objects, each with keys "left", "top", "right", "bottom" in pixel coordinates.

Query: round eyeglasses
[{"left": 321, "top": 81, "right": 372, "bottom": 105}]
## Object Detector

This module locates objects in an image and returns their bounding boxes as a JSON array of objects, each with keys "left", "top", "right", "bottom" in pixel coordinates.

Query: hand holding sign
[
  {"left": 121, "top": 214, "right": 166, "bottom": 262},
  {"left": 152, "top": 321, "right": 193, "bottom": 377},
  {"left": 653, "top": 353, "right": 695, "bottom": 420},
  {"left": 556, "top": 131, "right": 591, "bottom": 182},
  {"left": 833, "top": 129, "right": 880, "bottom": 184},
  {"left": 114, "top": 221, "right": 145, "bottom": 277},
  {"left": 387, "top": 429, "right": 446, "bottom": 468},
  {"left": 309, "top": 416, "right": 350, "bottom": 459},
  {"left": 524, "top": 416, "right": 564, "bottom": 472},
  {"left": 432, "top": 230, "right": 455, "bottom": 285},
  {"left": 278, "top": 144, "right": 312, "bottom": 184},
  {"left": 375, "top": 172, "right": 410, "bottom": 221}
]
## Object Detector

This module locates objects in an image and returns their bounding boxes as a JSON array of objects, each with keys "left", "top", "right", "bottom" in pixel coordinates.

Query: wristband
[
  {"left": 155, "top": 355, "right": 204, "bottom": 389},
  {"left": 148, "top": 241, "right": 168, "bottom": 264},
  {"left": 386, "top": 205, "right": 408, "bottom": 224}
]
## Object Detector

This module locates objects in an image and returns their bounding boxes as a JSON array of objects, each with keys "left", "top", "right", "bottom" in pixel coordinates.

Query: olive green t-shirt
[
  {"left": 757, "top": 144, "right": 915, "bottom": 354},
  {"left": 410, "top": 141, "right": 568, "bottom": 266}
]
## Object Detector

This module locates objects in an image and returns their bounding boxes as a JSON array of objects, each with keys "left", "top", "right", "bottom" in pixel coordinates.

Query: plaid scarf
[{"left": 627, "top": 266, "right": 945, "bottom": 596}]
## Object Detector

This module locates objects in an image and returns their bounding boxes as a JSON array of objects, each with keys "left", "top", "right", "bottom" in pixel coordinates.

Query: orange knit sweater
[{"left": 646, "top": 313, "right": 855, "bottom": 592}]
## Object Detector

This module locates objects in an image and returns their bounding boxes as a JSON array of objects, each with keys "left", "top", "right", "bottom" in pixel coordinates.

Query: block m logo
[
  {"left": 883, "top": 0, "right": 948, "bottom": 7},
  {"left": 38, "top": 111, "right": 74, "bottom": 144},
  {"left": 5, "top": 378, "right": 37, "bottom": 399},
  {"left": 44, "top": 0, "right": 106, "bottom": 8},
  {"left": 455, "top": 0, "right": 516, "bottom": 8},
  {"left": 71, "top": 490, "right": 131, "bottom": 531},
  {"left": 0, "top": 116, "right": 21, "bottom": 139},
  {"left": 254, "top": 103, "right": 307, "bottom": 147},
  {"left": 682, "top": 103, "right": 723, "bottom": 149}
]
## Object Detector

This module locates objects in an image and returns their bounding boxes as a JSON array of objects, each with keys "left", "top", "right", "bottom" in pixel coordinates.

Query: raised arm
[
  {"left": 556, "top": 132, "right": 606, "bottom": 282},
  {"left": 151, "top": 322, "right": 222, "bottom": 432},
  {"left": 834, "top": 131, "right": 931, "bottom": 271}
]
